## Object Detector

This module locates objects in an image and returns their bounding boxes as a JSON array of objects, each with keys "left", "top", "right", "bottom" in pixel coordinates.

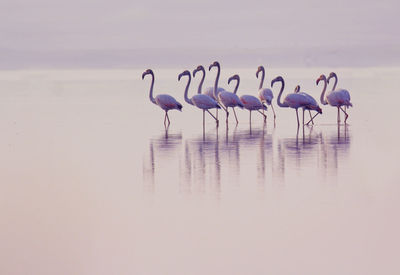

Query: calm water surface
[{"left": 0, "top": 67, "right": 399, "bottom": 274}]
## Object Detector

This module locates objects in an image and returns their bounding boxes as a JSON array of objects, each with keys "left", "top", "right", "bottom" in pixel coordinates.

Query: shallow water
[{"left": 1, "top": 67, "right": 399, "bottom": 274}]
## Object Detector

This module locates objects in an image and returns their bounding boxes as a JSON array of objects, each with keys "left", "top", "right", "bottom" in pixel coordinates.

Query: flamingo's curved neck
[
  {"left": 276, "top": 80, "right": 288, "bottom": 107},
  {"left": 213, "top": 65, "right": 220, "bottom": 99},
  {"left": 259, "top": 68, "right": 265, "bottom": 90},
  {"left": 148, "top": 72, "right": 156, "bottom": 104},
  {"left": 229, "top": 77, "right": 240, "bottom": 94},
  {"left": 319, "top": 78, "right": 328, "bottom": 105},
  {"left": 197, "top": 68, "right": 205, "bottom": 94},
  {"left": 233, "top": 78, "right": 240, "bottom": 94},
  {"left": 183, "top": 75, "right": 193, "bottom": 105},
  {"left": 331, "top": 74, "right": 338, "bottom": 91}
]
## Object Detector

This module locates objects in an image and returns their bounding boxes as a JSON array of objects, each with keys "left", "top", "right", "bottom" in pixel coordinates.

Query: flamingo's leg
[
  {"left": 218, "top": 102, "right": 228, "bottom": 118},
  {"left": 257, "top": 110, "right": 267, "bottom": 122},
  {"left": 271, "top": 103, "right": 276, "bottom": 120},
  {"left": 306, "top": 113, "right": 319, "bottom": 125},
  {"left": 296, "top": 109, "right": 300, "bottom": 127},
  {"left": 302, "top": 108, "right": 305, "bottom": 126},
  {"left": 340, "top": 106, "right": 349, "bottom": 124},
  {"left": 164, "top": 112, "right": 166, "bottom": 126},
  {"left": 232, "top": 107, "right": 239, "bottom": 124},
  {"left": 203, "top": 110, "right": 205, "bottom": 130},
  {"left": 166, "top": 112, "right": 170, "bottom": 126},
  {"left": 337, "top": 107, "right": 341, "bottom": 124},
  {"left": 207, "top": 109, "right": 219, "bottom": 126},
  {"left": 164, "top": 111, "right": 168, "bottom": 127},
  {"left": 249, "top": 111, "right": 252, "bottom": 125},
  {"left": 308, "top": 110, "right": 314, "bottom": 125}
]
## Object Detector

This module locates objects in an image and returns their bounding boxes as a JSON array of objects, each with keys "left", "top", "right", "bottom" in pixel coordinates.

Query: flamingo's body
[
  {"left": 319, "top": 72, "right": 352, "bottom": 123},
  {"left": 282, "top": 93, "right": 309, "bottom": 109},
  {"left": 190, "top": 94, "right": 221, "bottom": 110},
  {"left": 204, "top": 86, "right": 226, "bottom": 100},
  {"left": 294, "top": 85, "right": 322, "bottom": 125},
  {"left": 179, "top": 70, "right": 220, "bottom": 127},
  {"left": 217, "top": 91, "right": 243, "bottom": 124},
  {"left": 326, "top": 89, "right": 352, "bottom": 108},
  {"left": 142, "top": 69, "right": 182, "bottom": 127},
  {"left": 256, "top": 66, "right": 276, "bottom": 121},
  {"left": 272, "top": 76, "right": 313, "bottom": 127},
  {"left": 218, "top": 91, "right": 243, "bottom": 108},
  {"left": 240, "top": 95, "right": 267, "bottom": 110},
  {"left": 153, "top": 94, "right": 182, "bottom": 111},
  {"left": 258, "top": 88, "right": 274, "bottom": 105},
  {"left": 228, "top": 74, "right": 267, "bottom": 124}
]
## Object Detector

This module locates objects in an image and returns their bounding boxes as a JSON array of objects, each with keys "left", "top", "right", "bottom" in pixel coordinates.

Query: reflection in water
[
  {"left": 142, "top": 125, "right": 351, "bottom": 196},
  {"left": 184, "top": 129, "right": 222, "bottom": 200},
  {"left": 142, "top": 129, "right": 183, "bottom": 193},
  {"left": 319, "top": 125, "right": 351, "bottom": 181}
]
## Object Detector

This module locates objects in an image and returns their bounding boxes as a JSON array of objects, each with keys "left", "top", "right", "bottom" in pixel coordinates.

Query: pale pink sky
[{"left": 1, "top": 0, "right": 399, "bottom": 67}]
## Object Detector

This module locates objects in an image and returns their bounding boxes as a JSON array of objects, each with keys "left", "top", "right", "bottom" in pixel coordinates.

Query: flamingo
[
  {"left": 256, "top": 65, "right": 276, "bottom": 121},
  {"left": 271, "top": 76, "right": 310, "bottom": 127},
  {"left": 324, "top": 72, "right": 352, "bottom": 124},
  {"left": 218, "top": 88, "right": 244, "bottom": 124},
  {"left": 142, "top": 69, "right": 182, "bottom": 127},
  {"left": 208, "top": 61, "right": 230, "bottom": 120},
  {"left": 178, "top": 70, "right": 220, "bottom": 128},
  {"left": 228, "top": 74, "right": 267, "bottom": 124},
  {"left": 293, "top": 85, "right": 322, "bottom": 125},
  {"left": 193, "top": 65, "right": 226, "bottom": 120}
]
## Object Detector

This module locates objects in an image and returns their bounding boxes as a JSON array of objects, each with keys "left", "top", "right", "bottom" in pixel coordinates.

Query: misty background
[{"left": 1, "top": 0, "right": 399, "bottom": 69}]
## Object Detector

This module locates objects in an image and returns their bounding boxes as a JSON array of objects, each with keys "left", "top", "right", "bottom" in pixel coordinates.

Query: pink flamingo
[
  {"left": 142, "top": 69, "right": 182, "bottom": 127},
  {"left": 208, "top": 61, "right": 230, "bottom": 120},
  {"left": 228, "top": 74, "right": 267, "bottom": 124},
  {"left": 193, "top": 65, "right": 226, "bottom": 120},
  {"left": 324, "top": 72, "right": 352, "bottom": 124},
  {"left": 293, "top": 85, "right": 322, "bottom": 125},
  {"left": 256, "top": 65, "right": 276, "bottom": 121},
  {"left": 178, "top": 70, "right": 220, "bottom": 127},
  {"left": 271, "top": 76, "right": 310, "bottom": 127},
  {"left": 206, "top": 64, "right": 244, "bottom": 124}
]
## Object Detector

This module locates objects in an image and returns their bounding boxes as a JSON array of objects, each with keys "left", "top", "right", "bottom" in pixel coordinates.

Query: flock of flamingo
[{"left": 142, "top": 61, "right": 352, "bottom": 128}]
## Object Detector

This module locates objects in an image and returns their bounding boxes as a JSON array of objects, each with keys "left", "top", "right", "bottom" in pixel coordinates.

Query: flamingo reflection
[{"left": 142, "top": 125, "right": 351, "bottom": 196}]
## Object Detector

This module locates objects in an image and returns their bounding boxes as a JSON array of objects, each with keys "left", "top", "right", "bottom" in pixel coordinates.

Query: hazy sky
[{"left": 1, "top": 0, "right": 399, "bottom": 67}]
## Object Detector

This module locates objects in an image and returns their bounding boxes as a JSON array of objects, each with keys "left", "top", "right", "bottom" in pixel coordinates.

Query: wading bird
[
  {"left": 178, "top": 70, "right": 220, "bottom": 128},
  {"left": 208, "top": 61, "right": 230, "bottom": 120},
  {"left": 272, "top": 76, "right": 310, "bottom": 127},
  {"left": 256, "top": 65, "right": 276, "bottom": 121},
  {"left": 324, "top": 72, "right": 352, "bottom": 124},
  {"left": 142, "top": 69, "right": 182, "bottom": 127},
  {"left": 228, "top": 74, "right": 267, "bottom": 124},
  {"left": 293, "top": 85, "right": 322, "bottom": 125}
]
